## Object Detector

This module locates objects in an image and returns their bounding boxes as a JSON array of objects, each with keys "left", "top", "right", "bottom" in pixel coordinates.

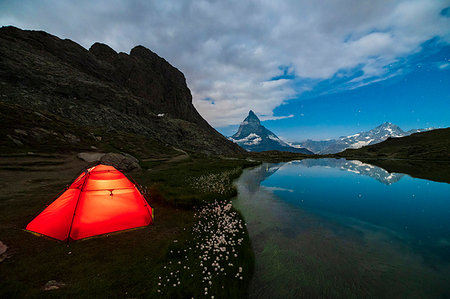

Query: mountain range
[
  {"left": 292, "top": 122, "right": 433, "bottom": 154},
  {"left": 229, "top": 111, "right": 313, "bottom": 154},
  {"left": 0, "top": 26, "right": 242, "bottom": 156}
]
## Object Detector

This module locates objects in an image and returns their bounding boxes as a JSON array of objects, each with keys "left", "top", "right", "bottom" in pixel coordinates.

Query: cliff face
[{"left": 0, "top": 26, "right": 242, "bottom": 155}]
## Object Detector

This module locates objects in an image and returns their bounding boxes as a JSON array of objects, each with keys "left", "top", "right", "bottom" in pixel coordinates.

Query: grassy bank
[{"left": 0, "top": 154, "right": 258, "bottom": 298}]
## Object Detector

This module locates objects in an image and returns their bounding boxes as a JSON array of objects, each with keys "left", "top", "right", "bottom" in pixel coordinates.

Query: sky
[{"left": 1, "top": 0, "right": 449, "bottom": 141}]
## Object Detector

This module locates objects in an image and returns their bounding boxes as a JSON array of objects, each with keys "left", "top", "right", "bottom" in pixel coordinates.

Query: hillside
[
  {"left": 0, "top": 26, "right": 243, "bottom": 156},
  {"left": 336, "top": 128, "right": 450, "bottom": 161}
]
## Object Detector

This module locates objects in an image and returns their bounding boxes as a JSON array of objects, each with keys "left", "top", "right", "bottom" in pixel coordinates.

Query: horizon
[{"left": 1, "top": 1, "right": 449, "bottom": 140}]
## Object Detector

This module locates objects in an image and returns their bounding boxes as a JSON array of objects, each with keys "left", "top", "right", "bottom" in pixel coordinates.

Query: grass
[
  {"left": 0, "top": 154, "right": 259, "bottom": 298},
  {"left": 135, "top": 154, "right": 259, "bottom": 207}
]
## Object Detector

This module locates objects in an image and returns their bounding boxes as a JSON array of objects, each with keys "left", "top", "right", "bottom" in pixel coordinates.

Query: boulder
[
  {"left": 77, "top": 152, "right": 141, "bottom": 172},
  {"left": 0, "top": 241, "right": 8, "bottom": 262},
  {"left": 43, "top": 280, "right": 66, "bottom": 291},
  {"left": 77, "top": 152, "right": 105, "bottom": 163},
  {"left": 100, "top": 152, "right": 141, "bottom": 172}
]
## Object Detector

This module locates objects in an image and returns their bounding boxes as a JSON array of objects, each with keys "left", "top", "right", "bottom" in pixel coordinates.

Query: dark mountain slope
[{"left": 0, "top": 26, "right": 243, "bottom": 155}]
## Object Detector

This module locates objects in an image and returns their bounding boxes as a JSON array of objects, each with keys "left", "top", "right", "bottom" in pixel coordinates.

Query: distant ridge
[
  {"left": 229, "top": 111, "right": 313, "bottom": 154},
  {"left": 293, "top": 122, "right": 434, "bottom": 154}
]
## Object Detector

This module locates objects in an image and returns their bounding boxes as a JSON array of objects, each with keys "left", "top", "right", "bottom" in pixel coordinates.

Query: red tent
[{"left": 26, "top": 164, "right": 153, "bottom": 241}]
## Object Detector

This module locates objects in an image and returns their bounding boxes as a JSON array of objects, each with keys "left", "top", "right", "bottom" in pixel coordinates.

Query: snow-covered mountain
[
  {"left": 229, "top": 111, "right": 313, "bottom": 154},
  {"left": 293, "top": 122, "right": 434, "bottom": 154}
]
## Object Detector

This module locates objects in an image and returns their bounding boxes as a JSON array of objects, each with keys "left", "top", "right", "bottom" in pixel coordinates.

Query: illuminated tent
[{"left": 26, "top": 164, "right": 153, "bottom": 241}]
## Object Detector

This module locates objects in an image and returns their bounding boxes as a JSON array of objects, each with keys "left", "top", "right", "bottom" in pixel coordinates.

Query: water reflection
[
  {"left": 295, "top": 158, "right": 405, "bottom": 185},
  {"left": 234, "top": 159, "right": 450, "bottom": 299}
]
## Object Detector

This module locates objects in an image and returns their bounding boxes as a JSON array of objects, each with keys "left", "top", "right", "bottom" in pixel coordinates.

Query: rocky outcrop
[{"left": 0, "top": 26, "right": 243, "bottom": 155}]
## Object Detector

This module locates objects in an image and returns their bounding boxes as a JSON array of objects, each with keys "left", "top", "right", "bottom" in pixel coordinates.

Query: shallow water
[{"left": 234, "top": 159, "right": 450, "bottom": 299}]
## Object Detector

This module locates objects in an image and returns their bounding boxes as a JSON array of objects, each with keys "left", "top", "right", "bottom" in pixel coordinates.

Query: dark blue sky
[{"left": 218, "top": 41, "right": 450, "bottom": 140}]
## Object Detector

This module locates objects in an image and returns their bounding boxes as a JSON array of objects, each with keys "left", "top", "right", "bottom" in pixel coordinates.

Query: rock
[
  {"left": 14, "top": 129, "right": 28, "bottom": 136},
  {"left": 77, "top": 152, "right": 141, "bottom": 172},
  {"left": 7, "top": 134, "right": 23, "bottom": 146},
  {"left": 0, "top": 241, "right": 7, "bottom": 255},
  {"left": 77, "top": 152, "right": 106, "bottom": 162},
  {"left": 33, "top": 111, "right": 51, "bottom": 120},
  {"left": 120, "top": 152, "right": 140, "bottom": 164},
  {"left": 100, "top": 153, "right": 141, "bottom": 172},
  {"left": 43, "top": 280, "right": 66, "bottom": 291},
  {"left": 30, "top": 127, "right": 58, "bottom": 141},
  {"left": 63, "top": 133, "right": 80, "bottom": 143},
  {"left": 0, "top": 241, "right": 8, "bottom": 262},
  {"left": 89, "top": 42, "right": 118, "bottom": 64}
]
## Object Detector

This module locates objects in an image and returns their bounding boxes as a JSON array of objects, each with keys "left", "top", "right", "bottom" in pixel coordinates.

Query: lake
[{"left": 234, "top": 158, "right": 450, "bottom": 298}]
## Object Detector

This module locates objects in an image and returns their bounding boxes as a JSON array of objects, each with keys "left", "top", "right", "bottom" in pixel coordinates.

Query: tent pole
[
  {"left": 127, "top": 176, "right": 153, "bottom": 222},
  {"left": 66, "top": 170, "right": 90, "bottom": 243},
  {"left": 128, "top": 176, "right": 153, "bottom": 222}
]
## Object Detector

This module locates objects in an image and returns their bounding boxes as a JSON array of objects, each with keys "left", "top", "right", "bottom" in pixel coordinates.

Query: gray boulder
[
  {"left": 77, "top": 152, "right": 105, "bottom": 163},
  {"left": 77, "top": 152, "right": 141, "bottom": 172},
  {"left": 100, "top": 153, "right": 141, "bottom": 172}
]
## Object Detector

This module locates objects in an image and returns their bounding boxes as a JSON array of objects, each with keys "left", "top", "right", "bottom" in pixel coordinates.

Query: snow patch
[
  {"left": 348, "top": 139, "right": 374, "bottom": 149},
  {"left": 231, "top": 133, "right": 262, "bottom": 146},
  {"left": 244, "top": 137, "right": 262, "bottom": 146}
]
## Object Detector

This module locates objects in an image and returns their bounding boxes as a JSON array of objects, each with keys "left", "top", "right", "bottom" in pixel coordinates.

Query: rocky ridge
[{"left": 0, "top": 26, "right": 243, "bottom": 155}]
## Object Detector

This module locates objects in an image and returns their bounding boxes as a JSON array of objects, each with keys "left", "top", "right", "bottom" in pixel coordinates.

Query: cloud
[
  {"left": 439, "top": 62, "right": 450, "bottom": 69},
  {"left": 260, "top": 114, "right": 295, "bottom": 121},
  {"left": 1, "top": 0, "right": 449, "bottom": 127}
]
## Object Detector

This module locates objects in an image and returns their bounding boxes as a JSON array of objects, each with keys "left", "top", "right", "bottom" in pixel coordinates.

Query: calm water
[{"left": 234, "top": 159, "right": 450, "bottom": 299}]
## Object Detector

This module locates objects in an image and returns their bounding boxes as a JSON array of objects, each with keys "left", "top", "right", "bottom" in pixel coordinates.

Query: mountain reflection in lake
[{"left": 234, "top": 159, "right": 450, "bottom": 299}]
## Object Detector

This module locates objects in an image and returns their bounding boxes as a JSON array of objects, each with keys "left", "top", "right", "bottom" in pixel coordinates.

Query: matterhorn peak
[
  {"left": 229, "top": 110, "right": 312, "bottom": 154},
  {"left": 243, "top": 110, "right": 260, "bottom": 124}
]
